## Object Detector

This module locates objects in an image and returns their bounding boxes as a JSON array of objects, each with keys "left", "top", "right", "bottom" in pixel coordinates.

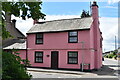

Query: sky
[{"left": 12, "top": 1, "right": 119, "bottom": 52}]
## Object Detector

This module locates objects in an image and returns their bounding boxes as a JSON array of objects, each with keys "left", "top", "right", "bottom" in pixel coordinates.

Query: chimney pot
[
  {"left": 12, "top": 19, "right": 16, "bottom": 23},
  {"left": 12, "top": 19, "right": 16, "bottom": 27},
  {"left": 33, "top": 19, "right": 38, "bottom": 25},
  {"left": 92, "top": 1, "right": 98, "bottom": 7}
]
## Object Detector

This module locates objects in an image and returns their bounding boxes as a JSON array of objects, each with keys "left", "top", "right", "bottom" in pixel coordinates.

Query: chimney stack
[
  {"left": 91, "top": 1, "right": 100, "bottom": 69},
  {"left": 12, "top": 19, "right": 16, "bottom": 27},
  {"left": 33, "top": 19, "right": 38, "bottom": 25},
  {"left": 92, "top": 1, "right": 98, "bottom": 7},
  {"left": 91, "top": 1, "right": 99, "bottom": 20}
]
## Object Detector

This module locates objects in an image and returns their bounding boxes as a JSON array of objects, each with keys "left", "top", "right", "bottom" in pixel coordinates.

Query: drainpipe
[
  {"left": 79, "top": 41, "right": 84, "bottom": 72},
  {"left": 81, "top": 42, "right": 84, "bottom": 72},
  {"left": 26, "top": 36, "right": 28, "bottom": 67}
]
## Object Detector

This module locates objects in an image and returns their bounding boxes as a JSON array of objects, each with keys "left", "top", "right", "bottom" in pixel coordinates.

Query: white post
[{"left": 80, "top": 41, "right": 84, "bottom": 72}]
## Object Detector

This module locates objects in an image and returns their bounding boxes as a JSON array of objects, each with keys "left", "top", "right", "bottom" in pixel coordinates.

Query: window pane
[
  {"left": 69, "top": 37, "right": 77, "bottom": 42},
  {"left": 36, "top": 34, "right": 43, "bottom": 38},
  {"left": 69, "top": 52, "right": 77, "bottom": 57},
  {"left": 68, "top": 52, "right": 78, "bottom": 64},
  {"left": 36, "top": 58, "right": 42, "bottom": 62},
  {"left": 36, "top": 52, "right": 43, "bottom": 56},
  {"left": 36, "top": 39, "right": 43, "bottom": 44},
  {"left": 69, "top": 31, "right": 77, "bottom": 36},
  {"left": 35, "top": 51, "right": 43, "bottom": 63},
  {"left": 69, "top": 58, "right": 77, "bottom": 63}
]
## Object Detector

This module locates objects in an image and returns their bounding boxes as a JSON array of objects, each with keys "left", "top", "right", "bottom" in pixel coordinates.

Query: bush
[
  {"left": 108, "top": 54, "right": 112, "bottom": 58},
  {"left": 104, "top": 55, "right": 108, "bottom": 58},
  {"left": 113, "top": 55, "right": 117, "bottom": 59},
  {"left": 105, "top": 53, "right": 117, "bottom": 59},
  {"left": 106, "top": 55, "right": 108, "bottom": 58},
  {"left": 2, "top": 51, "right": 32, "bottom": 80}
]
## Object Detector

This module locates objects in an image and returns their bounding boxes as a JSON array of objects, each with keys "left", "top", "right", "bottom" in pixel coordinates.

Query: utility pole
[
  {"left": 115, "top": 36, "right": 117, "bottom": 50},
  {"left": 104, "top": 48, "right": 105, "bottom": 53},
  {"left": 90, "top": 1, "right": 92, "bottom": 15}
]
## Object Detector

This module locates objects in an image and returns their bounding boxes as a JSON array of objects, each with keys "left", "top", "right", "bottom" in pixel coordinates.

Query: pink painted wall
[
  {"left": 91, "top": 4, "right": 102, "bottom": 69},
  {"left": 27, "top": 30, "right": 95, "bottom": 69},
  {"left": 27, "top": 50, "right": 51, "bottom": 67},
  {"left": 17, "top": 50, "right": 26, "bottom": 60},
  {"left": 27, "top": 49, "right": 93, "bottom": 69},
  {"left": 27, "top": 31, "right": 90, "bottom": 50}
]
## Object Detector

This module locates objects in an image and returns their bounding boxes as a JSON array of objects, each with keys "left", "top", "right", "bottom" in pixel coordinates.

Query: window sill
[
  {"left": 35, "top": 62, "right": 43, "bottom": 63},
  {"left": 68, "top": 42, "right": 78, "bottom": 43},
  {"left": 67, "top": 63, "right": 78, "bottom": 64}
]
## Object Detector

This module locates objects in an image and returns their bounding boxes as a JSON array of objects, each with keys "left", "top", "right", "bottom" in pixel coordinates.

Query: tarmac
[
  {"left": 27, "top": 67, "right": 87, "bottom": 75},
  {"left": 27, "top": 58, "right": 119, "bottom": 78},
  {"left": 27, "top": 66, "right": 118, "bottom": 78}
]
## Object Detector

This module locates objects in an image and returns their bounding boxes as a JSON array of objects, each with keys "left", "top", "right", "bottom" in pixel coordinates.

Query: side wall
[{"left": 90, "top": 22, "right": 102, "bottom": 69}]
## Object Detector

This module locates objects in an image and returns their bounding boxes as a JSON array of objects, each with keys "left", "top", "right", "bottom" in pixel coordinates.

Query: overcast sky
[{"left": 12, "top": 1, "right": 118, "bottom": 52}]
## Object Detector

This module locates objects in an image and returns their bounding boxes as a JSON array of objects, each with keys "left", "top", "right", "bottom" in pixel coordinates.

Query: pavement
[
  {"left": 27, "top": 58, "right": 119, "bottom": 78},
  {"left": 27, "top": 66, "right": 117, "bottom": 78},
  {"left": 27, "top": 68, "right": 86, "bottom": 75}
]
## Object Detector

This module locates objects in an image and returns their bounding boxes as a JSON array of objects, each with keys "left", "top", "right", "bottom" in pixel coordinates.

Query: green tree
[
  {"left": 2, "top": 51, "right": 32, "bottom": 80},
  {"left": 2, "top": 1, "right": 46, "bottom": 79},
  {"left": 2, "top": 1, "right": 46, "bottom": 39},
  {"left": 81, "top": 10, "right": 91, "bottom": 18},
  {"left": 2, "top": 18, "right": 13, "bottom": 40}
]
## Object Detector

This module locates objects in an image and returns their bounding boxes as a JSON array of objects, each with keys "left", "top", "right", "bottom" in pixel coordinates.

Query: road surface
[
  {"left": 28, "top": 58, "right": 119, "bottom": 79},
  {"left": 103, "top": 58, "right": 119, "bottom": 70}
]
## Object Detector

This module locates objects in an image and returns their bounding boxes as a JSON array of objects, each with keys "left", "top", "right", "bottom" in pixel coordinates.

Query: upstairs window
[
  {"left": 68, "top": 31, "right": 78, "bottom": 43},
  {"left": 35, "top": 51, "right": 43, "bottom": 63},
  {"left": 68, "top": 51, "right": 78, "bottom": 64},
  {"left": 36, "top": 33, "right": 43, "bottom": 44}
]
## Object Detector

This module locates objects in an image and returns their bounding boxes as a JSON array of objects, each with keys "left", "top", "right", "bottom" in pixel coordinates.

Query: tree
[
  {"left": 2, "top": 1, "right": 46, "bottom": 39},
  {"left": 2, "top": 1, "right": 46, "bottom": 79},
  {"left": 2, "top": 51, "right": 32, "bottom": 80},
  {"left": 81, "top": 10, "right": 91, "bottom": 18}
]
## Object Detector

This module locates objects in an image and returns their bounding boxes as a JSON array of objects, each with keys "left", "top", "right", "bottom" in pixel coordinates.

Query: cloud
[
  {"left": 108, "top": 0, "right": 119, "bottom": 4},
  {"left": 42, "top": 0, "right": 111, "bottom": 2},
  {"left": 104, "top": 6, "right": 118, "bottom": 9},
  {"left": 99, "top": 17, "right": 118, "bottom": 52},
  {"left": 12, "top": 15, "right": 118, "bottom": 52},
  {"left": 11, "top": 15, "right": 33, "bottom": 35},
  {"left": 39, "top": 15, "right": 81, "bottom": 21},
  {"left": 12, "top": 15, "right": 80, "bottom": 35}
]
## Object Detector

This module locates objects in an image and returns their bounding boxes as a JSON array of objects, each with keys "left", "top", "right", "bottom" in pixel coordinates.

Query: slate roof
[
  {"left": 27, "top": 17, "right": 93, "bottom": 33},
  {"left": 3, "top": 42, "right": 26, "bottom": 49}
]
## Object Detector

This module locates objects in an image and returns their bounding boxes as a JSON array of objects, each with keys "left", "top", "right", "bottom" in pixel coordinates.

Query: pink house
[{"left": 4, "top": 1, "right": 103, "bottom": 71}]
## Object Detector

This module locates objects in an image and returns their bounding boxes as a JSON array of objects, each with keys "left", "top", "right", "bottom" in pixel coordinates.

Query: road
[
  {"left": 103, "top": 58, "right": 120, "bottom": 76},
  {"left": 28, "top": 58, "right": 119, "bottom": 79},
  {"left": 103, "top": 58, "right": 119, "bottom": 70}
]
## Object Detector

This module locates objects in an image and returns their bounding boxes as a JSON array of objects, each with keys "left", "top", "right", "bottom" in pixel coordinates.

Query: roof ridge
[
  {"left": 37, "top": 16, "right": 92, "bottom": 23},
  {"left": 27, "top": 17, "right": 93, "bottom": 33}
]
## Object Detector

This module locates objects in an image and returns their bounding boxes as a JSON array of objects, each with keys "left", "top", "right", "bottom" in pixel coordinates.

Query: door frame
[{"left": 51, "top": 51, "right": 59, "bottom": 69}]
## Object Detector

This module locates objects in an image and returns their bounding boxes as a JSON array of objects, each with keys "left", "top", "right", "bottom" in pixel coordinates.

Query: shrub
[
  {"left": 113, "top": 55, "right": 117, "bottom": 59},
  {"left": 104, "top": 55, "right": 108, "bottom": 58},
  {"left": 108, "top": 55, "right": 112, "bottom": 58},
  {"left": 2, "top": 51, "right": 32, "bottom": 80},
  {"left": 107, "top": 53, "right": 113, "bottom": 58}
]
